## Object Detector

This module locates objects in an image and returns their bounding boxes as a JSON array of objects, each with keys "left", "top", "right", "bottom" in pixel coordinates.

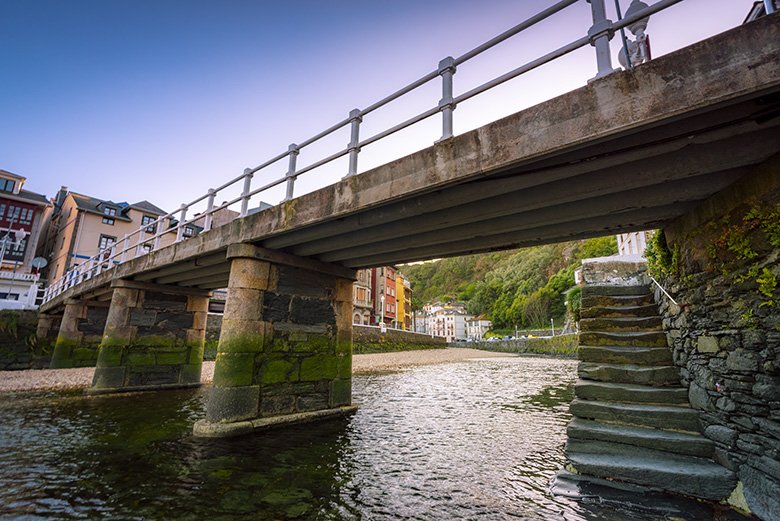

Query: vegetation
[{"left": 402, "top": 236, "right": 617, "bottom": 328}]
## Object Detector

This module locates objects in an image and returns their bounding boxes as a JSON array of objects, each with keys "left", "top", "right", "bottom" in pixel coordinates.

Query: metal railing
[{"left": 43, "top": 0, "right": 684, "bottom": 304}]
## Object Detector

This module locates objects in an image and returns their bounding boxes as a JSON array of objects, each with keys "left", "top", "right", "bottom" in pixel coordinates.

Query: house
[
  {"left": 0, "top": 169, "right": 51, "bottom": 309},
  {"left": 353, "top": 266, "right": 413, "bottom": 328},
  {"left": 466, "top": 316, "right": 492, "bottom": 341},
  {"left": 353, "top": 269, "right": 372, "bottom": 325},
  {"left": 415, "top": 302, "right": 473, "bottom": 342},
  {"left": 41, "top": 187, "right": 186, "bottom": 283}
]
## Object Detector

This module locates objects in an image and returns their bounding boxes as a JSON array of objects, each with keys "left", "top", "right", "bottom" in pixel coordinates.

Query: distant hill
[{"left": 400, "top": 236, "right": 618, "bottom": 329}]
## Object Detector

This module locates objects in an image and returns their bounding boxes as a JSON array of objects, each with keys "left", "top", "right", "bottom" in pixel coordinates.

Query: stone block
[
  {"left": 180, "top": 362, "right": 202, "bottom": 384},
  {"left": 260, "top": 358, "right": 298, "bottom": 385},
  {"left": 228, "top": 258, "right": 271, "bottom": 290},
  {"left": 704, "top": 424, "right": 738, "bottom": 446},
  {"left": 297, "top": 393, "right": 329, "bottom": 412},
  {"left": 330, "top": 378, "right": 352, "bottom": 407},
  {"left": 129, "top": 309, "right": 158, "bottom": 327},
  {"left": 127, "top": 366, "right": 179, "bottom": 386},
  {"left": 262, "top": 293, "right": 290, "bottom": 322},
  {"left": 290, "top": 297, "right": 334, "bottom": 325},
  {"left": 96, "top": 345, "right": 124, "bottom": 367},
  {"left": 126, "top": 352, "right": 156, "bottom": 366},
  {"left": 143, "top": 292, "right": 188, "bottom": 311},
  {"left": 92, "top": 366, "right": 127, "bottom": 389},
  {"left": 155, "top": 311, "right": 194, "bottom": 330},
  {"left": 688, "top": 382, "right": 714, "bottom": 411},
  {"left": 697, "top": 336, "right": 719, "bottom": 353},
  {"left": 205, "top": 385, "right": 260, "bottom": 423},
  {"left": 726, "top": 349, "right": 761, "bottom": 373},
  {"left": 337, "top": 353, "right": 352, "bottom": 378},
  {"left": 299, "top": 355, "right": 338, "bottom": 381},
  {"left": 218, "top": 331, "right": 267, "bottom": 354},
  {"left": 213, "top": 352, "right": 255, "bottom": 387},
  {"left": 276, "top": 266, "right": 333, "bottom": 298},
  {"left": 225, "top": 288, "right": 263, "bottom": 320},
  {"left": 186, "top": 295, "right": 210, "bottom": 314},
  {"left": 156, "top": 349, "right": 189, "bottom": 365},
  {"left": 191, "top": 311, "right": 208, "bottom": 331},
  {"left": 259, "top": 394, "right": 296, "bottom": 417}
]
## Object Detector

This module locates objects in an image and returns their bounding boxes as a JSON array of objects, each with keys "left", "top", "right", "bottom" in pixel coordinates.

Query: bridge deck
[{"left": 42, "top": 14, "right": 780, "bottom": 312}]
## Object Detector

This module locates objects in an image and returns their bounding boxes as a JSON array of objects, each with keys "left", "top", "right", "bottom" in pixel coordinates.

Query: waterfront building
[
  {"left": 352, "top": 269, "right": 372, "bottom": 325},
  {"left": 416, "top": 302, "right": 472, "bottom": 341},
  {"left": 395, "top": 272, "right": 413, "bottom": 330},
  {"left": 466, "top": 316, "right": 492, "bottom": 341},
  {"left": 0, "top": 169, "right": 51, "bottom": 309},
  {"left": 41, "top": 187, "right": 185, "bottom": 283}
]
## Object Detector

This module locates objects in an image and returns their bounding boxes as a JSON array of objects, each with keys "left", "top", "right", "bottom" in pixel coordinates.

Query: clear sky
[{"left": 1, "top": 0, "right": 755, "bottom": 216}]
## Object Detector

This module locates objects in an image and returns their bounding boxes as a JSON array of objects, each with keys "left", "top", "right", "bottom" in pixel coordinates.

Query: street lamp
[{"left": 618, "top": 0, "right": 652, "bottom": 69}]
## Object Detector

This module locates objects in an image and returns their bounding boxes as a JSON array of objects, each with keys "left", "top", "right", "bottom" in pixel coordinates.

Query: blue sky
[{"left": 1, "top": 0, "right": 754, "bottom": 215}]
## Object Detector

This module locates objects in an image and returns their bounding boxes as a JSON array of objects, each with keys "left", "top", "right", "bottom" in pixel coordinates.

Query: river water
[{"left": 0, "top": 356, "right": 746, "bottom": 520}]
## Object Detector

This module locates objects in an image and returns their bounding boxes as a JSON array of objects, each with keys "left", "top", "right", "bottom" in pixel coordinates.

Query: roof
[
  {"left": 70, "top": 192, "right": 132, "bottom": 222},
  {"left": 0, "top": 169, "right": 24, "bottom": 181},
  {"left": 130, "top": 200, "right": 168, "bottom": 216},
  {"left": 0, "top": 189, "right": 51, "bottom": 206}
]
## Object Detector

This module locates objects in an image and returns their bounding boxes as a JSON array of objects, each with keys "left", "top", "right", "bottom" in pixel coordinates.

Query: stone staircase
[{"left": 563, "top": 284, "right": 737, "bottom": 501}]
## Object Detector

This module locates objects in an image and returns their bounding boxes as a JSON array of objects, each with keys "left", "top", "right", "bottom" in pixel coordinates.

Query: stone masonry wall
[
  {"left": 352, "top": 325, "right": 446, "bottom": 353},
  {"left": 50, "top": 303, "right": 108, "bottom": 368},
  {"left": 0, "top": 310, "right": 47, "bottom": 370},
  {"left": 468, "top": 334, "right": 578, "bottom": 358},
  {"left": 655, "top": 156, "right": 779, "bottom": 519}
]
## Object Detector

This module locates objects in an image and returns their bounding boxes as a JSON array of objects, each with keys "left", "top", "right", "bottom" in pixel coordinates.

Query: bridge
[{"left": 38, "top": 0, "right": 779, "bottom": 444}]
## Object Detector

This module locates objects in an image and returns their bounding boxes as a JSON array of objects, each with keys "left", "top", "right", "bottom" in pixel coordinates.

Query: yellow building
[
  {"left": 395, "top": 271, "right": 413, "bottom": 330},
  {"left": 42, "top": 187, "right": 184, "bottom": 283}
]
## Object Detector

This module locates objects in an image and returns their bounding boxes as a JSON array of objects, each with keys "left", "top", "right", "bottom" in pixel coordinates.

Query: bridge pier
[
  {"left": 194, "top": 243, "right": 356, "bottom": 438},
  {"left": 49, "top": 299, "right": 108, "bottom": 368},
  {"left": 90, "top": 280, "right": 210, "bottom": 393}
]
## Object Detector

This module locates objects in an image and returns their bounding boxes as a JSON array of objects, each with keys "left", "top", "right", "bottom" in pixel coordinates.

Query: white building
[
  {"left": 415, "top": 302, "right": 472, "bottom": 342},
  {"left": 466, "top": 317, "right": 492, "bottom": 341}
]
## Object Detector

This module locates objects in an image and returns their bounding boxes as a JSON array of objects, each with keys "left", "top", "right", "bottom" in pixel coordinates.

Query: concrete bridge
[{"left": 38, "top": 8, "right": 779, "bottom": 444}]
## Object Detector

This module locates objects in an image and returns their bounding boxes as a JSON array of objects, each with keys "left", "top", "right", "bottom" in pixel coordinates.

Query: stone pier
[
  {"left": 36, "top": 312, "right": 62, "bottom": 357},
  {"left": 194, "top": 244, "right": 357, "bottom": 438},
  {"left": 49, "top": 299, "right": 108, "bottom": 368},
  {"left": 90, "top": 280, "right": 210, "bottom": 393}
]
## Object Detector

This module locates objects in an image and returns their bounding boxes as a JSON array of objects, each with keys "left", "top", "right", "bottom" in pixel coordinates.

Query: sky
[{"left": 1, "top": 0, "right": 756, "bottom": 218}]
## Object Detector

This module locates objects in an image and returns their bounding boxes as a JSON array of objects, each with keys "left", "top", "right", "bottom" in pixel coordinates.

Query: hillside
[{"left": 401, "top": 236, "right": 618, "bottom": 329}]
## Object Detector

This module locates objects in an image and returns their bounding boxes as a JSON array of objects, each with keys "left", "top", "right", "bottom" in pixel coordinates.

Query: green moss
[
  {"left": 126, "top": 352, "right": 156, "bottom": 366},
  {"left": 299, "top": 355, "right": 338, "bottom": 381},
  {"left": 156, "top": 350, "right": 189, "bottom": 365},
  {"left": 645, "top": 231, "right": 679, "bottom": 278},
  {"left": 329, "top": 378, "right": 351, "bottom": 407},
  {"left": 261, "top": 358, "right": 297, "bottom": 385},
  {"left": 213, "top": 352, "right": 255, "bottom": 387},
  {"left": 219, "top": 333, "right": 266, "bottom": 354},
  {"left": 337, "top": 353, "right": 351, "bottom": 378},
  {"left": 97, "top": 345, "right": 124, "bottom": 367},
  {"left": 180, "top": 362, "right": 202, "bottom": 384}
]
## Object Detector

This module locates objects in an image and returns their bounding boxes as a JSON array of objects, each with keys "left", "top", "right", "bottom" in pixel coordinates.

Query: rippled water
[{"left": 0, "top": 356, "right": 742, "bottom": 520}]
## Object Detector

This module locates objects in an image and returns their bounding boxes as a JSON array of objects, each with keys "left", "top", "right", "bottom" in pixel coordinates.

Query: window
[
  {"left": 183, "top": 225, "right": 195, "bottom": 237},
  {"left": 141, "top": 215, "right": 157, "bottom": 233},
  {"left": 98, "top": 234, "right": 116, "bottom": 251},
  {"left": 4, "top": 206, "right": 33, "bottom": 225},
  {"left": 0, "top": 179, "right": 15, "bottom": 193},
  {"left": 102, "top": 206, "right": 116, "bottom": 225},
  {"left": 0, "top": 292, "right": 19, "bottom": 301}
]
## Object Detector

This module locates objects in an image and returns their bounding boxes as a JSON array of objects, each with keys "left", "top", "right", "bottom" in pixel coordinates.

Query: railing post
[
  {"left": 765, "top": 0, "right": 775, "bottom": 14},
  {"left": 240, "top": 169, "right": 253, "bottom": 217},
  {"left": 283, "top": 144, "right": 299, "bottom": 202},
  {"left": 136, "top": 228, "right": 146, "bottom": 258},
  {"left": 176, "top": 204, "right": 188, "bottom": 242},
  {"left": 438, "top": 56, "right": 457, "bottom": 141},
  {"left": 153, "top": 217, "right": 163, "bottom": 251},
  {"left": 120, "top": 235, "right": 129, "bottom": 263},
  {"left": 204, "top": 188, "right": 216, "bottom": 231},
  {"left": 587, "top": 0, "right": 618, "bottom": 81},
  {"left": 345, "top": 109, "right": 362, "bottom": 178}
]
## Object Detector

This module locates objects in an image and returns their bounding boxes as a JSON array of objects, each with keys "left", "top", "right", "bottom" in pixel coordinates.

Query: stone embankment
[
  {"left": 0, "top": 348, "right": 510, "bottom": 393},
  {"left": 467, "top": 334, "right": 578, "bottom": 358}
]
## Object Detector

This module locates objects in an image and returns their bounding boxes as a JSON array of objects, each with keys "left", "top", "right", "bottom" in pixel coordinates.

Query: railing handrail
[{"left": 43, "top": 0, "right": 687, "bottom": 305}]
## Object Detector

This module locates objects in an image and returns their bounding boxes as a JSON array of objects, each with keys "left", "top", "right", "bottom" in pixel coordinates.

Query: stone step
[
  {"left": 582, "top": 285, "right": 651, "bottom": 297},
  {"left": 581, "top": 303, "right": 659, "bottom": 319},
  {"left": 578, "top": 362, "right": 681, "bottom": 386},
  {"left": 570, "top": 398, "right": 701, "bottom": 432},
  {"left": 580, "top": 316, "right": 662, "bottom": 333},
  {"left": 582, "top": 294, "right": 655, "bottom": 308},
  {"left": 579, "top": 345, "right": 673, "bottom": 366},
  {"left": 565, "top": 439, "right": 736, "bottom": 500},
  {"left": 567, "top": 418, "right": 715, "bottom": 458},
  {"left": 574, "top": 380, "right": 689, "bottom": 405},
  {"left": 579, "top": 330, "right": 667, "bottom": 347}
]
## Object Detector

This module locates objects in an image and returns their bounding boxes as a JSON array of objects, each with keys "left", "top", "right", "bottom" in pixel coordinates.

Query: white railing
[{"left": 43, "top": 0, "right": 682, "bottom": 305}]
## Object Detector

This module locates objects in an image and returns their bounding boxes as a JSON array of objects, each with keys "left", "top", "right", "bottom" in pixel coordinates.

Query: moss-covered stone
[
  {"left": 97, "top": 344, "right": 124, "bottom": 367},
  {"left": 180, "top": 362, "right": 202, "bottom": 384},
  {"left": 218, "top": 332, "right": 266, "bottom": 354},
  {"left": 156, "top": 350, "right": 189, "bottom": 365},
  {"left": 299, "top": 355, "right": 338, "bottom": 381},
  {"left": 213, "top": 352, "right": 255, "bottom": 387},
  {"left": 126, "top": 352, "right": 156, "bottom": 366},
  {"left": 337, "top": 353, "right": 351, "bottom": 378},
  {"left": 330, "top": 378, "right": 351, "bottom": 407},
  {"left": 261, "top": 358, "right": 298, "bottom": 385}
]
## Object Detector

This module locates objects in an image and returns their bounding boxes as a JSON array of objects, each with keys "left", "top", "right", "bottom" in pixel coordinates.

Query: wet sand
[{"left": 0, "top": 348, "right": 512, "bottom": 393}]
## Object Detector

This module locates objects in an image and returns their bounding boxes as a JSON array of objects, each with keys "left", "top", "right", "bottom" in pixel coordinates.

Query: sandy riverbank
[{"left": 0, "top": 348, "right": 512, "bottom": 393}]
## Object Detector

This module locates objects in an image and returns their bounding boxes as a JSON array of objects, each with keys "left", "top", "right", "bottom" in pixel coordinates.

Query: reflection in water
[{"left": 0, "top": 357, "right": 741, "bottom": 520}]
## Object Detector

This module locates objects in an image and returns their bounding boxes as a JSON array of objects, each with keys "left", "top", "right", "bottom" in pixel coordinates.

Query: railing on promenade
[{"left": 42, "top": 0, "right": 682, "bottom": 305}]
